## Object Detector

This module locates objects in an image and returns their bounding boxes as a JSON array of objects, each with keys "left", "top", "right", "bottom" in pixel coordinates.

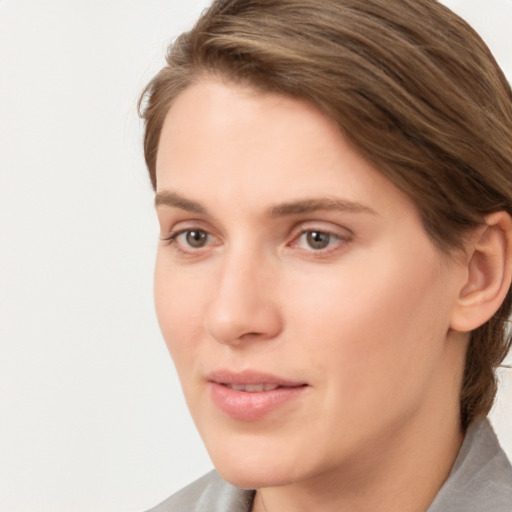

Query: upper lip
[{"left": 206, "top": 369, "right": 307, "bottom": 387}]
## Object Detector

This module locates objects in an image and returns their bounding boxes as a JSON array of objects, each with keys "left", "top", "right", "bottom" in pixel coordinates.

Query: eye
[
  {"left": 304, "top": 231, "right": 332, "bottom": 250},
  {"left": 294, "top": 229, "right": 345, "bottom": 251},
  {"left": 181, "top": 229, "right": 209, "bottom": 248},
  {"left": 163, "top": 228, "right": 213, "bottom": 250}
]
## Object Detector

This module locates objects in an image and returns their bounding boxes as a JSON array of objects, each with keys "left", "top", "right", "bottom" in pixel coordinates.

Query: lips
[{"left": 207, "top": 370, "right": 308, "bottom": 421}]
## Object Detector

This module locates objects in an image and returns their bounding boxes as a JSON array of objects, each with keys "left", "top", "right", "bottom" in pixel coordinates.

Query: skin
[{"left": 153, "top": 78, "right": 473, "bottom": 512}]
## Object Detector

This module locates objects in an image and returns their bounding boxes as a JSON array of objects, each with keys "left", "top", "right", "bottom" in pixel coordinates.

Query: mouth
[
  {"left": 207, "top": 370, "right": 309, "bottom": 421},
  {"left": 224, "top": 383, "right": 286, "bottom": 392},
  {"left": 207, "top": 369, "right": 307, "bottom": 387}
]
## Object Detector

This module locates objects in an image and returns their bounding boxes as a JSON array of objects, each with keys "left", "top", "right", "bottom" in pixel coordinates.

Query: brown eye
[
  {"left": 306, "top": 231, "right": 332, "bottom": 250},
  {"left": 185, "top": 230, "right": 209, "bottom": 248}
]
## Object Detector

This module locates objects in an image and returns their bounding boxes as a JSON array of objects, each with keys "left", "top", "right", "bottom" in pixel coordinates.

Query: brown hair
[{"left": 139, "top": 0, "right": 512, "bottom": 429}]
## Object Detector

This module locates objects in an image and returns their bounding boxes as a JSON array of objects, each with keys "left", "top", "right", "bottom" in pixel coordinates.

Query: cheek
[
  {"left": 287, "top": 247, "right": 453, "bottom": 404},
  {"left": 153, "top": 256, "right": 209, "bottom": 365}
]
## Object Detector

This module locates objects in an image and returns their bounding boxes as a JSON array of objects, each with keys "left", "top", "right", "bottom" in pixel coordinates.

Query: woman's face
[{"left": 154, "top": 79, "right": 467, "bottom": 489}]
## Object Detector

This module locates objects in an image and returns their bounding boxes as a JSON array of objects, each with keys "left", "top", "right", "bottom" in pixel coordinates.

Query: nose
[{"left": 204, "top": 250, "right": 283, "bottom": 346}]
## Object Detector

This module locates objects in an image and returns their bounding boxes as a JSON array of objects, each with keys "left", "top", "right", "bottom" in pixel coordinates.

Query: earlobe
[{"left": 450, "top": 211, "right": 512, "bottom": 333}]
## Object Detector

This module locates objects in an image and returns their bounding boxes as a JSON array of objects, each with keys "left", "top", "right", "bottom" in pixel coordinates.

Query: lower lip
[{"left": 209, "top": 383, "right": 307, "bottom": 421}]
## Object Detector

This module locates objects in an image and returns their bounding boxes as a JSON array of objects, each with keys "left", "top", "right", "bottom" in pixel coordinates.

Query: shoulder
[
  {"left": 428, "top": 418, "right": 512, "bottom": 512},
  {"left": 144, "top": 470, "right": 254, "bottom": 512}
]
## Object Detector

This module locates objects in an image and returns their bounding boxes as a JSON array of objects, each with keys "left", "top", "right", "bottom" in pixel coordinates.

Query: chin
[
  {"left": 204, "top": 432, "right": 313, "bottom": 490},
  {"left": 214, "top": 460, "right": 295, "bottom": 490}
]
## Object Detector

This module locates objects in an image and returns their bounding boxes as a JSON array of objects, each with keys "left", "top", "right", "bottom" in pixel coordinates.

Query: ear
[{"left": 450, "top": 211, "right": 512, "bottom": 333}]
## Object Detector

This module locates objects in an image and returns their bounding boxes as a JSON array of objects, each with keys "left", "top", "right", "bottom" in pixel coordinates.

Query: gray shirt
[{"left": 146, "top": 418, "right": 512, "bottom": 512}]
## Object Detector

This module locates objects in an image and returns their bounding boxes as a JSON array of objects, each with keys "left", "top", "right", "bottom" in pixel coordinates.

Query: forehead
[
  {"left": 156, "top": 79, "right": 344, "bottom": 179},
  {"left": 155, "top": 78, "right": 417, "bottom": 224}
]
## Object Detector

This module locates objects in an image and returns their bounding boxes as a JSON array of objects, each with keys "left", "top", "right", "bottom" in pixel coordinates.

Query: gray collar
[{"left": 427, "top": 417, "right": 512, "bottom": 512}]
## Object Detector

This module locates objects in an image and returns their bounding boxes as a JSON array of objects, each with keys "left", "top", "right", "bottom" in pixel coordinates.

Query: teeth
[{"left": 227, "top": 383, "right": 280, "bottom": 392}]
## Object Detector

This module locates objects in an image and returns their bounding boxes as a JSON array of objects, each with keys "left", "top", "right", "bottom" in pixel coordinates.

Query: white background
[{"left": 0, "top": 1, "right": 511, "bottom": 511}]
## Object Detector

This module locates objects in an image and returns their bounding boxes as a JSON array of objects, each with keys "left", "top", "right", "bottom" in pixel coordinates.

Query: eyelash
[{"left": 161, "top": 226, "right": 351, "bottom": 256}]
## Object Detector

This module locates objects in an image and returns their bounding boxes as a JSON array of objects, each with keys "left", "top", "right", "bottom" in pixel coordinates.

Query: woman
[{"left": 139, "top": 0, "right": 512, "bottom": 510}]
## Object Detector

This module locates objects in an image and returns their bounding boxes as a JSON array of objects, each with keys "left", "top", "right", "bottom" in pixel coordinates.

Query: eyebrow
[
  {"left": 155, "top": 190, "right": 377, "bottom": 217},
  {"left": 155, "top": 190, "right": 208, "bottom": 214},
  {"left": 266, "top": 197, "right": 377, "bottom": 217}
]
